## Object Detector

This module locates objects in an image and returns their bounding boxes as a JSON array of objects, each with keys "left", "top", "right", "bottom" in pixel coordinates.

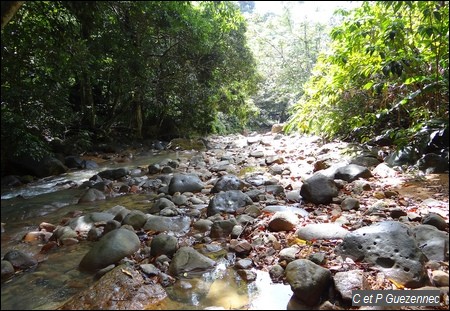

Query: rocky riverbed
[{"left": 1, "top": 130, "right": 449, "bottom": 310}]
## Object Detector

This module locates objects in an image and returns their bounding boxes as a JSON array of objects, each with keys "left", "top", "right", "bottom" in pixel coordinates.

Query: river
[{"left": 1, "top": 147, "right": 293, "bottom": 310}]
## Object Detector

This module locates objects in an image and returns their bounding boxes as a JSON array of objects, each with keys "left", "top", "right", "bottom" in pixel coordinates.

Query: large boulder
[
  {"left": 300, "top": 173, "right": 339, "bottom": 204},
  {"left": 336, "top": 221, "right": 428, "bottom": 288},
  {"left": 79, "top": 228, "right": 140, "bottom": 272}
]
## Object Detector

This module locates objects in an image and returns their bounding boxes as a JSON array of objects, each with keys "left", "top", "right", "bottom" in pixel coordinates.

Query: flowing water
[{"left": 1, "top": 149, "right": 293, "bottom": 310}]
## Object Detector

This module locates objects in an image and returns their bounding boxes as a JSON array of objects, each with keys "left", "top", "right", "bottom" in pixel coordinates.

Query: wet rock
[
  {"left": 3, "top": 250, "right": 37, "bottom": 270},
  {"left": 60, "top": 264, "right": 167, "bottom": 310},
  {"left": 104, "top": 219, "right": 121, "bottom": 234},
  {"left": 232, "top": 240, "right": 253, "bottom": 257},
  {"left": 268, "top": 211, "right": 298, "bottom": 232},
  {"left": 150, "top": 197, "right": 176, "bottom": 214},
  {"left": 168, "top": 173, "right": 204, "bottom": 195},
  {"left": 150, "top": 233, "right": 178, "bottom": 258},
  {"left": 235, "top": 259, "right": 253, "bottom": 270},
  {"left": 1, "top": 260, "right": 15, "bottom": 280},
  {"left": 78, "top": 188, "right": 106, "bottom": 203},
  {"left": 143, "top": 215, "right": 191, "bottom": 234},
  {"left": 168, "top": 247, "right": 215, "bottom": 277},
  {"left": 68, "top": 212, "right": 114, "bottom": 232},
  {"left": 300, "top": 173, "right": 339, "bottom": 204},
  {"left": 336, "top": 221, "right": 428, "bottom": 288},
  {"left": 333, "top": 270, "right": 367, "bottom": 301},
  {"left": 52, "top": 226, "right": 78, "bottom": 243},
  {"left": 207, "top": 190, "right": 253, "bottom": 217},
  {"left": 79, "top": 228, "right": 140, "bottom": 272},
  {"left": 98, "top": 168, "right": 129, "bottom": 180},
  {"left": 237, "top": 269, "right": 257, "bottom": 282},
  {"left": 296, "top": 223, "right": 348, "bottom": 241},
  {"left": 172, "top": 193, "right": 188, "bottom": 206},
  {"left": 285, "top": 259, "right": 331, "bottom": 306},
  {"left": 122, "top": 210, "right": 147, "bottom": 230}
]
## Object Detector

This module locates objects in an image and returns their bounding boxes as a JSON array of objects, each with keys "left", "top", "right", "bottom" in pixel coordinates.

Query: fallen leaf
[{"left": 121, "top": 269, "right": 133, "bottom": 278}]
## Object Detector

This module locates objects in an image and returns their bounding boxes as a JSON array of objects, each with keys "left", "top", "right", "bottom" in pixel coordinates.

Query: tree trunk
[{"left": 1, "top": 1, "right": 24, "bottom": 29}]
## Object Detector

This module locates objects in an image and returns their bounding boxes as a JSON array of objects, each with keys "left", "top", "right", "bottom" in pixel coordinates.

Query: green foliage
[
  {"left": 287, "top": 1, "right": 449, "bottom": 147},
  {"left": 1, "top": 1, "right": 258, "bottom": 168},
  {"left": 245, "top": 2, "right": 329, "bottom": 127}
]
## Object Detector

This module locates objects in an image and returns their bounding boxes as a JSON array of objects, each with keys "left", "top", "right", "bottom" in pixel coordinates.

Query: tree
[
  {"left": 1, "top": 1, "right": 24, "bottom": 29},
  {"left": 287, "top": 1, "right": 449, "bottom": 147}
]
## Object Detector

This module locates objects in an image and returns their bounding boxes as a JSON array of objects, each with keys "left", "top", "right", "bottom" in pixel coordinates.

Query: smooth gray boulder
[
  {"left": 3, "top": 250, "right": 37, "bottom": 270},
  {"left": 79, "top": 228, "right": 140, "bottom": 272},
  {"left": 168, "top": 247, "right": 215, "bottom": 277},
  {"left": 285, "top": 259, "right": 331, "bottom": 306},
  {"left": 211, "top": 174, "right": 244, "bottom": 193},
  {"left": 336, "top": 221, "right": 427, "bottom": 288},
  {"left": 150, "top": 233, "right": 178, "bottom": 258},
  {"left": 296, "top": 223, "right": 349, "bottom": 241},
  {"left": 143, "top": 215, "right": 191, "bottom": 234},
  {"left": 207, "top": 190, "right": 253, "bottom": 216},
  {"left": 168, "top": 174, "right": 204, "bottom": 194}
]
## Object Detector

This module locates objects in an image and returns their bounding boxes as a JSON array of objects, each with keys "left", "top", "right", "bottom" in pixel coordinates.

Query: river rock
[
  {"left": 79, "top": 228, "right": 140, "bottom": 272},
  {"left": 296, "top": 223, "right": 348, "bottom": 240},
  {"left": 211, "top": 174, "right": 244, "bottom": 193},
  {"left": 410, "top": 224, "right": 449, "bottom": 262},
  {"left": 336, "top": 221, "right": 428, "bottom": 288},
  {"left": 268, "top": 211, "right": 298, "bottom": 232},
  {"left": 143, "top": 215, "right": 191, "bottom": 234},
  {"left": 168, "top": 247, "right": 215, "bottom": 277},
  {"left": 285, "top": 259, "right": 331, "bottom": 306},
  {"left": 97, "top": 168, "right": 129, "bottom": 180},
  {"left": 1, "top": 260, "right": 15, "bottom": 280},
  {"left": 3, "top": 250, "right": 37, "bottom": 270},
  {"left": 150, "top": 233, "right": 178, "bottom": 258},
  {"left": 59, "top": 264, "right": 167, "bottom": 310},
  {"left": 207, "top": 190, "right": 253, "bottom": 216},
  {"left": 333, "top": 270, "right": 368, "bottom": 300},
  {"left": 168, "top": 174, "right": 204, "bottom": 195},
  {"left": 300, "top": 173, "right": 339, "bottom": 204},
  {"left": 78, "top": 188, "right": 106, "bottom": 203},
  {"left": 68, "top": 212, "right": 115, "bottom": 232},
  {"left": 122, "top": 210, "right": 147, "bottom": 230},
  {"left": 334, "top": 164, "right": 373, "bottom": 182}
]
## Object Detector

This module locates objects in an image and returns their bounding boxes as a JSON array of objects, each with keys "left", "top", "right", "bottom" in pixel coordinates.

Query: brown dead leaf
[{"left": 121, "top": 268, "right": 133, "bottom": 278}]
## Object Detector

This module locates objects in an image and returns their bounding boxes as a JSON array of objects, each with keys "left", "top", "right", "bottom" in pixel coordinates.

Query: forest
[{"left": 1, "top": 1, "right": 448, "bottom": 175}]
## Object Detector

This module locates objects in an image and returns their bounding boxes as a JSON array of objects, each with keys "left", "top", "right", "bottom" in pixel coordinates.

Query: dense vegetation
[
  {"left": 1, "top": 1, "right": 448, "bottom": 176},
  {"left": 286, "top": 1, "right": 449, "bottom": 150},
  {"left": 1, "top": 1, "right": 259, "bottom": 164}
]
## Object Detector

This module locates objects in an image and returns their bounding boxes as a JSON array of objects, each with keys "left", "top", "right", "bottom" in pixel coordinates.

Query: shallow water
[{"left": 1, "top": 149, "right": 293, "bottom": 310}]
